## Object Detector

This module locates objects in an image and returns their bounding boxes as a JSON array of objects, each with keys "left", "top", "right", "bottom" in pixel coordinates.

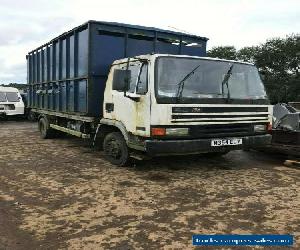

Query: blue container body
[{"left": 27, "top": 20, "right": 208, "bottom": 117}]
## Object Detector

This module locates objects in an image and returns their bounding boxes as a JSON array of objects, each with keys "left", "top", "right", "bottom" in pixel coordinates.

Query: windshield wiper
[
  {"left": 221, "top": 64, "right": 234, "bottom": 102},
  {"left": 176, "top": 64, "right": 201, "bottom": 102}
]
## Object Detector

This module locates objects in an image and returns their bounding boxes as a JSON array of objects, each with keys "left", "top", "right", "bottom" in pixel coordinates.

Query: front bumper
[
  {"left": 0, "top": 108, "right": 24, "bottom": 116},
  {"left": 145, "top": 134, "right": 272, "bottom": 156}
]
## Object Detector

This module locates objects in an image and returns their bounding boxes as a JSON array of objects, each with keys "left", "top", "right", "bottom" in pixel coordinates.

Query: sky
[{"left": 0, "top": 0, "right": 299, "bottom": 84}]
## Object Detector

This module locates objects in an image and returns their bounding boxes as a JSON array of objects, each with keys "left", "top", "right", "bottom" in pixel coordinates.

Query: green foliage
[
  {"left": 207, "top": 46, "right": 237, "bottom": 60},
  {"left": 207, "top": 34, "right": 300, "bottom": 103},
  {"left": 236, "top": 46, "right": 259, "bottom": 63},
  {"left": 0, "top": 83, "right": 27, "bottom": 90}
]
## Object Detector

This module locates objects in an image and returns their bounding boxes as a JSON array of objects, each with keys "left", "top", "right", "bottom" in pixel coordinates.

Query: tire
[
  {"left": 38, "top": 117, "right": 54, "bottom": 139},
  {"left": 103, "top": 132, "right": 129, "bottom": 166},
  {"left": 27, "top": 110, "right": 36, "bottom": 122},
  {"left": 0, "top": 115, "right": 7, "bottom": 121}
]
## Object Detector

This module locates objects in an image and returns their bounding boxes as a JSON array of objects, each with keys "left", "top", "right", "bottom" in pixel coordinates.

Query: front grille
[
  {"left": 0, "top": 104, "right": 15, "bottom": 110},
  {"left": 172, "top": 106, "right": 268, "bottom": 113},
  {"left": 189, "top": 124, "right": 253, "bottom": 138},
  {"left": 171, "top": 106, "right": 269, "bottom": 124}
]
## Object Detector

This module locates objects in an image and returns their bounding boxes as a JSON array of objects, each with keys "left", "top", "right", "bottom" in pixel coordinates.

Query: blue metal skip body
[{"left": 27, "top": 20, "right": 208, "bottom": 117}]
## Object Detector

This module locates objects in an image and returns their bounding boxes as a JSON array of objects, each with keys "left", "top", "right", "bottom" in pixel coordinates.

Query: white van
[{"left": 0, "top": 86, "right": 25, "bottom": 116}]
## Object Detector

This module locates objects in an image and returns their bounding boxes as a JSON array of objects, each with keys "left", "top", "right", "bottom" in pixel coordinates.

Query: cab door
[{"left": 108, "top": 60, "right": 151, "bottom": 137}]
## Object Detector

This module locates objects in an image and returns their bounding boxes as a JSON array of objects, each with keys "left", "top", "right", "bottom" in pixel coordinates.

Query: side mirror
[{"left": 112, "top": 69, "right": 131, "bottom": 91}]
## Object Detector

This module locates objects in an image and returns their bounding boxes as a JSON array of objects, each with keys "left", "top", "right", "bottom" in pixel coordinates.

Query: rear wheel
[
  {"left": 103, "top": 132, "right": 129, "bottom": 166},
  {"left": 38, "top": 117, "right": 54, "bottom": 139}
]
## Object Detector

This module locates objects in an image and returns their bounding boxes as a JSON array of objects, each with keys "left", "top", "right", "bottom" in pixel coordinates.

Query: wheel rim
[{"left": 105, "top": 139, "right": 122, "bottom": 160}]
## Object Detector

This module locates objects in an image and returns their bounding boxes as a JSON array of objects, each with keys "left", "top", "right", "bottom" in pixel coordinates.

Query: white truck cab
[
  {"left": 0, "top": 87, "right": 25, "bottom": 117},
  {"left": 100, "top": 54, "right": 272, "bottom": 164}
]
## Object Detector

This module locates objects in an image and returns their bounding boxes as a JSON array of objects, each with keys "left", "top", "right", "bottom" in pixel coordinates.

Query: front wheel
[{"left": 103, "top": 132, "right": 129, "bottom": 166}]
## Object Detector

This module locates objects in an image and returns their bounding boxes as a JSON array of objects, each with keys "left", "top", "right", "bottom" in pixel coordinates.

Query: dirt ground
[{"left": 0, "top": 120, "right": 299, "bottom": 249}]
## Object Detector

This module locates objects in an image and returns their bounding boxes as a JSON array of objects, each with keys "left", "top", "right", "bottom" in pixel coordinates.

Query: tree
[
  {"left": 236, "top": 46, "right": 259, "bottom": 63},
  {"left": 207, "top": 34, "right": 300, "bottom": 103},
  {"left": 207, "top": 46, "right": 237, "bottom": 60},
  {"left": 255, "top": 34, "right": 300, "bottom": 103}
]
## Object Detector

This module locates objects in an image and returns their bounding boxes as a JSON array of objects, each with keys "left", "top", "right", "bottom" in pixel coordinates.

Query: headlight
[
  {"left": 166, "top": 128, "right": 189, "bottom": 136},
  {"left": 254, "top": 124, "right": 266, "bottom": 132},
  {"left": 151, "top": 127, "right": 189, "bottom": 136}
]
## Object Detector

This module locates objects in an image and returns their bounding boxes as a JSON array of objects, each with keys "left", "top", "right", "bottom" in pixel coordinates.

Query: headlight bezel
[
  {"left": 254, "top": 124, "right": 267, "bottom": 132},
  {"left": 151, "top": 127, "right": 190, "bottom": 136},
  {"left": 166, "top": 127, "right": 189, "bottom": 136}
]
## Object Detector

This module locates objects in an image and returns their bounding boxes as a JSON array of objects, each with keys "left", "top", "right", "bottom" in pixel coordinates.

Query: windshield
[
  {"left": 6, "top": 92, "right": 19, "bottom": 102},
  {"left": 0, "top": 92, "right": 6, "bottom": 102},
  {"left": 0, "top": 92, "right": 20, "bottom": 102},
  {"left": 155, "top": 57, "right": 267, "bottom": 102}
]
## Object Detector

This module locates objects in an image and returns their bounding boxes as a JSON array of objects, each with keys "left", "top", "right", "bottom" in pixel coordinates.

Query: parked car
[{"left": 0, "top": 86, "right": 25, "bottom": 118}]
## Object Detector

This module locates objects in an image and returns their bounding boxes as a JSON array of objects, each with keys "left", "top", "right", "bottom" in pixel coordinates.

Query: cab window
[
  {"left": 136, "top": 63, "right": 148, "bottom": 94},
  {"left": 120, "top": 61, "right": 148, "bottom": 94},
  {"left": 127, "top": 64, "right": 141, "bottom": 93}
]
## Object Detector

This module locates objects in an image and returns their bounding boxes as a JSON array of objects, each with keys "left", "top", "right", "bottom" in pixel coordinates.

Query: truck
[
  {"left": 0, "top": 86, "right": 25, "bottom": 118},
  {"left": 27, "top": 20, "right": 272, "bottom": 166}
]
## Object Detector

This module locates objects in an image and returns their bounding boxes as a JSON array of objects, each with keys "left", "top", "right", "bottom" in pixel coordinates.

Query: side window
[
  {"left": 136, "top": 63, "right": 148, "bottom": 94},
  {"left": 120, "top": 61, "right": 148, "bottom": 94},
  {"left": 128, "top": 64, "right": 140, "bottom": 93},
  {"left": 120, "top": 63, "right": 140, "bottom": 93}
]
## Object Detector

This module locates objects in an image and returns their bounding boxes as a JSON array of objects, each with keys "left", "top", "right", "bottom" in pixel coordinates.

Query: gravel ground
[{"left": 0, "top": 120, "right": 299, "bottom": 249}]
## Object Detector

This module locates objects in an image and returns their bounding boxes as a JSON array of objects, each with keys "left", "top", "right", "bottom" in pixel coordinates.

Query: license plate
[{"left": 211, "top": 138, "right": 242, "bottom": 147}]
